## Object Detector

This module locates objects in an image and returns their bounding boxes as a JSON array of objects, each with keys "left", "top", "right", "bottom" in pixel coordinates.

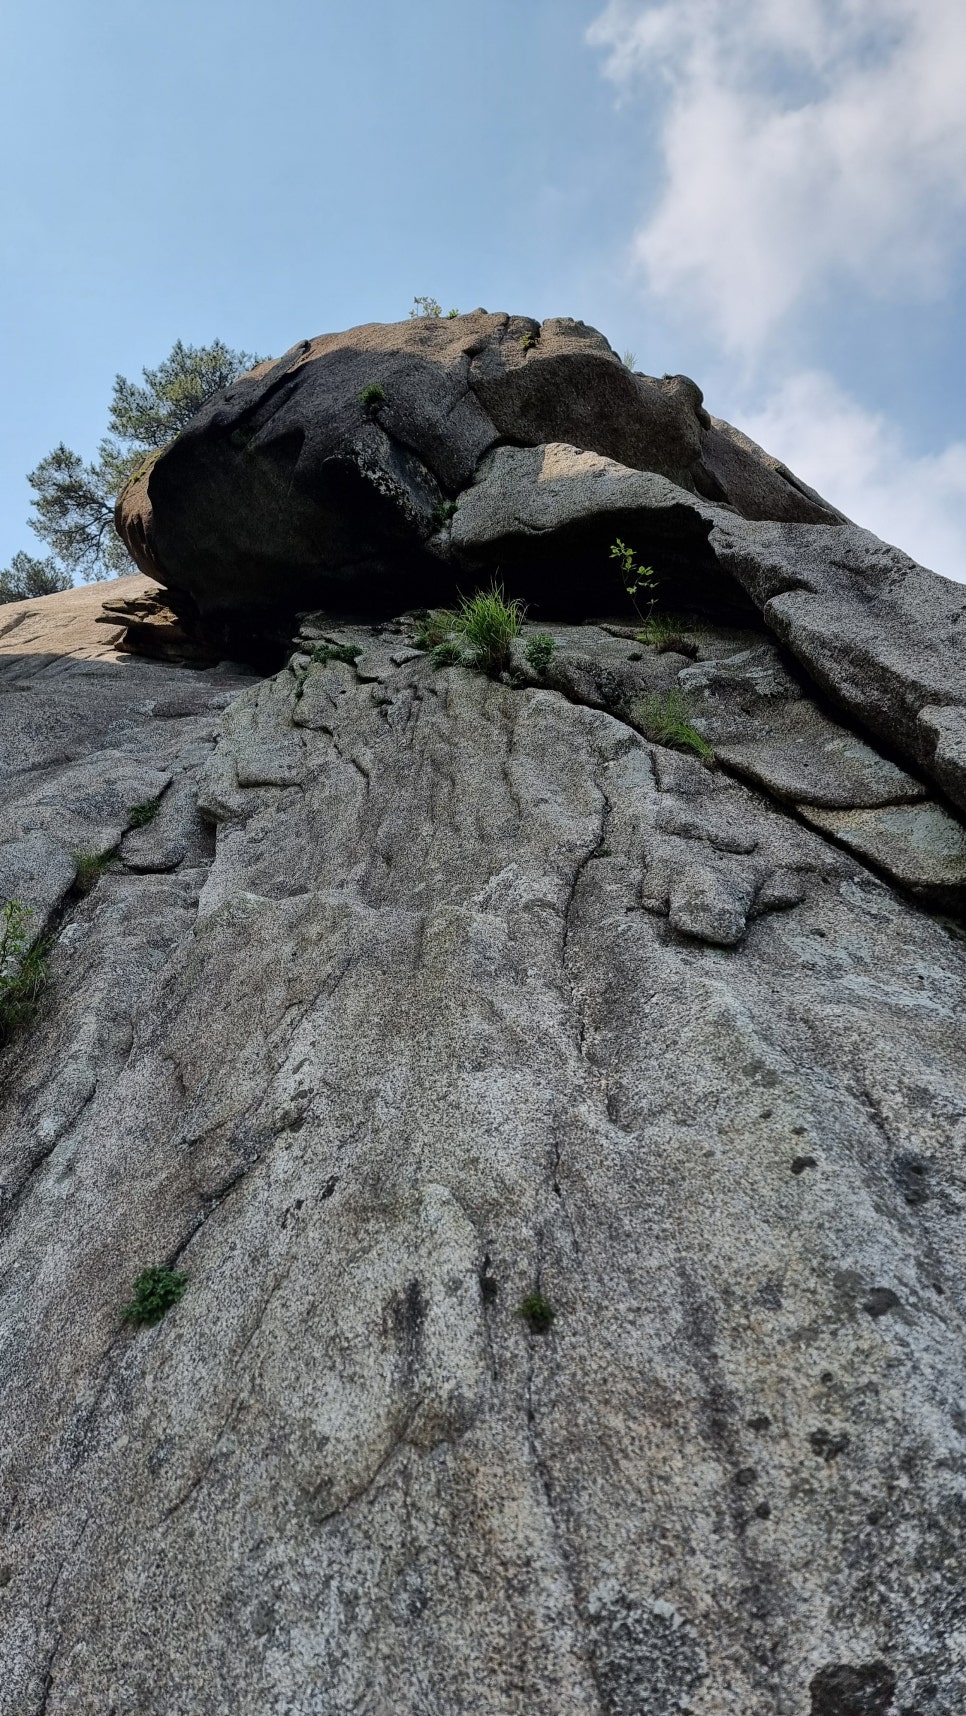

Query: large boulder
[{"left": 115, "top": 312, "right": 842, "bottom": 644}]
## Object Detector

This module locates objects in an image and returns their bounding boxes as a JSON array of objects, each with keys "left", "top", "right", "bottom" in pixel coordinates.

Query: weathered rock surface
[
  {"left": 0, "top": 576, "right": 256, "bottom": 938},
  {"left": 450, "top": 442, "right": 966, "bottom": 822},
  {"left": 3, "top": 586, "right": 966, "bottom": 1713},
  {"left": 115, "top": 313, "right": 842, "bottom": 643}
]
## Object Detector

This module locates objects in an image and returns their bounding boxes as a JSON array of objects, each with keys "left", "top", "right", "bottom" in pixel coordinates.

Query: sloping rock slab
[
  {"left": 452, "top": 445, "right": 966, "bottom": 818},
  {"left": 709, "top": 514, "right": 966, "bottom": 813},
  {"left": 800, "top": 801, "right": 966, "bottom": 904},
  {"left": 4, "top": 628, "right": 966, "bottom": 1712},
  {"left": 0, "top": 578, "right": 256, "bottom": 935}
]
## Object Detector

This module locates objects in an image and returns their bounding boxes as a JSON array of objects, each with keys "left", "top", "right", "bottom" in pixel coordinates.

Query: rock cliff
[{"left": 3, "top": 319, "right": 966, "bottom": 1715}]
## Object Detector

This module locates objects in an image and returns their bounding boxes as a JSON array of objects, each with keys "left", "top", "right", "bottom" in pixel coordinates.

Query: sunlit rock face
[
  {"left": 2, "top": 574, "right": 966, "bottom": 1713},
  {"left": 114, "top": 310, "right": 842, "bottom": 642}
]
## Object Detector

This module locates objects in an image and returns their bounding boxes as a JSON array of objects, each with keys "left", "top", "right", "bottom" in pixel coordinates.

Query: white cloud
[
  {"left": 588, "top": 0, "right": 966, "bottom": 349},
  {"left": 734, "top": 370, "right": 966, "bottom": 580}
]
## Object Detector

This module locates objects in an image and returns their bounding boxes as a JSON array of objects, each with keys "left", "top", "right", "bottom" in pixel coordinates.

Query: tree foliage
[
  {"left": 0, "top": 338, "right": 263, "bottom": 601},
  {"left": 0, "top": 551, "right": 72, "bottom": 604}
]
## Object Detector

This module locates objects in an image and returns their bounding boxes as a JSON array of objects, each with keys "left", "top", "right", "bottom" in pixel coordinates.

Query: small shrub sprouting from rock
[
  {"left": 122, "top": 1266, "right": 189, "bottom": 1327},
  {"left": 517, "top": 1291, "right": 555, "bottom": 1333},
  {"left": 638, "top": 689, "right": 713, "bottom": 760},
  {"left": 128, "top": 797, "right": 161, "bottom": 829},
  {"left": 73, "top": 850, "right": 114, "bottom": 892},
  {"left": 409, "top": 296, "right": 459, "bottom": 319},
  {"left": 520, "top": 329, "right": 539, "bottom": 353},
  {"left": 311, "top": 642, "right": 363, "bottom": 667},
  {"left": 621, "top": 349, "right": 637, "bottom": 371},
  {"left": 431, "top": 641, "right": 463, "bottom": 670},
  {"left": 455, "top": 583, "right": 525, "bottom": 677},
  {"left": 525, "top": 634, "right": 557, "bottom": 677},
  {"left": 0, "top": 900, "right": 49, "bottom": 1038},
  {"left": 431, "top": 499, "right": 458, "bottom": 531},
  {"left": 610, "top": 538, "right": 658, "bottom": 634},
  {"left": 359, "top": 383, "right": 385, "bottom": 412}
]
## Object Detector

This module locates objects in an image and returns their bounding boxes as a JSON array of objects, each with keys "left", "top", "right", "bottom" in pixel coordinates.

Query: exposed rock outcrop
[
  {"left": 114, "top": 316, "right": 964, "bottom": 837},
  {"left": 115, "top": 312, "right": 844, "bottom": 647},
  {"left": 2, "top": 579, "right": 966, "bottom": 1713}
]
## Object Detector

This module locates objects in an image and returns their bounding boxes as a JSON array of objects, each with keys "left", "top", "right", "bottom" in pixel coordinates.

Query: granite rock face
[
  {"left": 115, "top": 313, "right": 842, "bottom": 642},
  {"left": 3, "top": 584, "right": 966, "bottom": 1713},
  {"left": 113, "top": 316, "right": 964, "bottom": 836},
  {"left": 451, "top": 443, "right": 966, "bottom": 823}
]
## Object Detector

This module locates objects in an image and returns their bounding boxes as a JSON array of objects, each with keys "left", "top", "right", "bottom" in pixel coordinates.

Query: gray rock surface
[
  {"left": 800, "top": 803, "right": 966, "bottom": 901},
  {"left": 0, "top": 574, "right": 256, "bottom": 962},
  {"left": 115, "top": 314, "right": 840, "bottom": 640},
  {"left": 110, "top": 320, "right": 964, "bottom": 852},
  {"left": 700, "top": 417, "right": 848, "bottom": 525},
  {"left": 3, "top": 587, "right": 966, "bottom": 1713},
  {"left": 451, "top": 443, "right": 966, "bottom": 823}
]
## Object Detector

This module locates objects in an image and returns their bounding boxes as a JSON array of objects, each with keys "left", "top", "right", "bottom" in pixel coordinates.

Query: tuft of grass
[
  {"left": 431, "top": 499, "right": 458, "bottom": 531},
  {"left": 525, "top": 634, "right": 557, "bottom": 676},
  {"left": 0, "top": 900, "right": 49, "bottom": 1038},
  {"left": 621, "top": 349, "right": 638, "bottom": 371},
  {"left": 637, "top": 689, "right": 713, "bottom": 759},
  {"left": 637, "top": 614, "right": 700, "bottom": 657},
  {"left": 517, "top": 1291, "right": 555, "bottom": 1333},
  {"left": 128, "top": 797, "right": 161, "bottom": 829},
  {"left": 73, "top": 850, "right": 115, "bottom": 892},
  {"left": 311, "top": 642, "right": 363, "bottom": 667},
  {"left": 454, "top": 583, "right": 525, "bottom": 677},
  {"left": 413, "top": 609, "right": 456, "bottom": 650},
  {"left": 122, "top": 1265, "right": 189, "bottom": 1327},
  {"left": 359, "top": 383, "right": 385, "bottom": 411},
  {"left": 431, "top": 641, "right": 463, "bottom": 670}
]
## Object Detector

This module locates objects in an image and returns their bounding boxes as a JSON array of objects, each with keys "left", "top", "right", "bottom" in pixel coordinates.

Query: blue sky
[{"left": 3, "top": 0, "right": 965, "bottom": 577}]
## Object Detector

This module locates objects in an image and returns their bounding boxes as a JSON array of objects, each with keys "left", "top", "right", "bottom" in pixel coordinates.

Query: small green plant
[
  {"left": 621, "top": 349, "right": 637, "bottom": 371},
  {"left": 0, "top": 900, "right": 49, "bottom": 1037},
  {"left": 128, "top": 798, "right": 161, "bottom": 829},
  {"left": 635, "top": 612, "right": 699, "bottom": 656},
  {"left": 520, "top": 329, "right": 538, "bottom": 352},
  {"left": 525, "top": 634, "right": 557, "bottom": 676},
  {"left": 359, "top": 383, "right": 385, "bottom": 412},
  {"left": 637, "top": 689, "right": 713, "bottom": 759},
  {"left": 611, "top": 538, "right": 658, "bottom": 631},
  {"left": 122, "top": 1266, "right": 189, "bottom": 1327},
  {"left": 73, "top": 850, "right": 114, "bottom": 892},
  {"left": 431, "top": 499, "right": 458, "bottom": 531},
  {"left": 311, "top": 642, "right": 363, "bottom": 667},
  {"left": 409, "top": 296, "right": 457, "bottom": 319},
  {"left": 413, "top": 609, "right": 456, "bottom": 650},
  {"left": 430, "top": 640, "right": 463, "bottom": 670},
  {"left": 454, "top": 583, "right": 525, "bottom": 676},
  {"left": 517, "top": 1291, "right": 555, "bottom": 1333}
]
